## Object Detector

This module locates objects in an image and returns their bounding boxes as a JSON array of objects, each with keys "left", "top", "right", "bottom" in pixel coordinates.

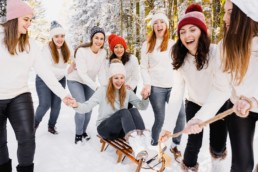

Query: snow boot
[
  {"left": 75, "top": 134, "right": 83, "bottom": 144},
  {"left": 82, "top": 132, "right": 91, "bottom": 141},
  {"left": 210, "top": 148, "right": 227, "bottom": 172},
  {"left": 128, "top": 131, "right": 148, "bottom": 160},
  {"left": 48, "top": 127, "right": 58, "bottom": 134},
  {"left": 0, "top": 159, "right": 12, "bottom": 172},
  {"left": 16, "top": 163, "right": 34, "bottom": 172},
  {"left": 180, "top": 161, "right": 199, "bottom": 172}
]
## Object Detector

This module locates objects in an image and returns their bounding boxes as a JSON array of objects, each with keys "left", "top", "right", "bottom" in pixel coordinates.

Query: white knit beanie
[
  {"left": 50, "top": 21, "right": 65, "bottom": 38},
  {"left": 231, "top": 0, "right": 258, "bottom": 22},
  {"left": 108, "top": 63, "right": 126, "bottom": 79},
  {"left": 150, "top": 13, "right": 169, "bottom": 28}
]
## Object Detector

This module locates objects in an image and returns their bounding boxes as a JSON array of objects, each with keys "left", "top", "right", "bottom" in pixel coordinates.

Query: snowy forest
[{"left": 0, "top": 0, "right": 224, "bottom": 58}]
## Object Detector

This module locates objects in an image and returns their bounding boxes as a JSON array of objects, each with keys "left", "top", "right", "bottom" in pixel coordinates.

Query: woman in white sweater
[
  {"left": 108, "top": 34, "right": 139, "bottom": 108},
  {"left": 34, "top": 21, "right": 74, "bottom": 134},
  {"left": 0, "top": 0, "right": 71, "bottom": 171},
  {"left": 67, "top": 26, "right": 107, "bottom": 144}
]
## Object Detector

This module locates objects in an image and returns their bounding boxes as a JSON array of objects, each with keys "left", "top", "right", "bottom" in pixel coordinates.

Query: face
[
  {"left": 153, "top": 19, "right": 167, "bottom": 39},
  {"left": 113, "top": 44, "right": 125, "bottom": 59},
  {"left": 53, "top": 34, "right": 65, "bottom": 48},
  {"left": 91, "top": 33, "right": 105, "bottom": 50},
  {"left": 17, "top": 14, "right": 33, "bottom": 36},
  {"left": 179, "top": 24, "right": 202, "bottom": 55},
  {"left": 112, "top": 74, "right": 125, "bottom": 90},
  {"left": 223, "top": 0, "right": 233, "bottom": 31}
]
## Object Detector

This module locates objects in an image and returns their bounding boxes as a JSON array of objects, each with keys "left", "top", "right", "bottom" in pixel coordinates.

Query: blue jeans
[
  {"left": 149, "top": 86, "right": 172, "bottom": 145},
  {"left": 35, "top": 76, "right": 66, "bottom": 128},
  {"left": 67, "top": 80, "right": 94, "bottom": 135}
]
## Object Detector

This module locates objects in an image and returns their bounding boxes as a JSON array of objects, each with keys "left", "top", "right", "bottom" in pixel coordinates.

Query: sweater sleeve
[
  {"left": 140, "top": 41, "right": 151, "bottom": 85},
  {"left": 76, "top": 48, "right": 98, "bottom": 91},
  {"left": 32, "top": 42, "right": 68, "bottom": 99},
  {"left": 163, "top": 69, "right": 185, "bottom": 131},
  {"left": 127, "top": 55, "right": 140, "bottom": 90},
  {"left": 128, "top": 90, "right": 149, "bottom": 110},
  {"left": 194, "top": 46, "right": 232, "bottom": 121},
  {"left": 73, "top": 87, "right": 102, "bottom": 114}
]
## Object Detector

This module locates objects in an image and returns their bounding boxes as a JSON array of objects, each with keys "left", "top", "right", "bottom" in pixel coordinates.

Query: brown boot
[
  {"left": 180, "top": 161, "right": 199, "bottom": 172},
  {"left": 170, "top": 146, "right": 182, "bottom": 163}
]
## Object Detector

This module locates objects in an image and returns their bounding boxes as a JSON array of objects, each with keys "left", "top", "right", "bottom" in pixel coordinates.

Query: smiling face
[
  {"left": 112, "top": 74, "right": 125, "bottom": 90},
  {"left": 113, "top": 44, "right": 125, "bottom": 59},
  {"left": 179, "top": 24, "right": 201, "bottom": 55},
  {"left": 91, "top": 32, "right": 105, "bottom": 51},
  {"left": 52, "top": 34, "right": 65, "bottom": 48},
  {"left": 153, "top": 19, "right": 167, "bottom": 39},
  {"left": 17, "top": 14, "right": 33, "bottom": 37},
  {"left": 223, "top": 0, "right": 233, "bottom": 31}
]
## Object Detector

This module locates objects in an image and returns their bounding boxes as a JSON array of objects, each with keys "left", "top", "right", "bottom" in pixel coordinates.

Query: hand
[
  {"left": 141, "top": 85, "right": 151, "bottom": 99},
  {"left": 183, "top": 119, "right": 203, "bottom": 134},
  {"left": 233, "top": 98, "right": 252, "bottom": 118},
  {"left": 159, "top": 130, "right": 171, "bottom": 143},
  {"left": 67, "top": 62, "right": 77, "bottom": 74},
  {"left": 125, "top": 85, "right": 132, "bottom": 90},
  {"left": 68, "top": 98, "right": 79, "bottom": 108},
  {"left": 62, "top": 95, "right": 74, "bottom": 106}
]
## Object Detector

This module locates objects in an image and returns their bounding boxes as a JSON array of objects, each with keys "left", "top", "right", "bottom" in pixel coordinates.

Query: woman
[
  {"left": 34, "top": 21, "right": 74, "bottom": 134},
  {"left": 69, "top": 59, "right": 149, "bottom": 160},
  {"left": 165, "top": 0, "right": 258, "bottom": 171},
  {"left": 0, "top": 0, "right": 71, "bottom": 171},
  {"left": 160, "top": 4, "right": 229, "bottom": 171},
  {"left": 108, "top": 34, "right": 139, "bottom": 108},
  {"left": 67, "top": 26, "right": 107, "bottom": 144},
  {"left": 140, "top": 12, "right": 185, "bottom": 150}
]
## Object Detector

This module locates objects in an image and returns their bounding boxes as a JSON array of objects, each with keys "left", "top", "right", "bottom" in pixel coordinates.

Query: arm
[{"left": 129, "top": 90, "right": 149, "bottom": 110}]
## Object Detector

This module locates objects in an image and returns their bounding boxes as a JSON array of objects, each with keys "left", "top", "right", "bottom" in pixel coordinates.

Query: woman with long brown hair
[
  {"left": 0, "top": 0, "right": 72, "bottom": 171},
  {"left": 69, "top": 59, "right": 150, "bottom": 160},
  {"left": 34, "top": 21, "right": 74, "bottom": 134}
]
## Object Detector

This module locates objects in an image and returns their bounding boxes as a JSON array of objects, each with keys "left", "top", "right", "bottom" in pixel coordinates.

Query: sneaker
[
  {"left": 170, "top": 146, "right": 182, "bottom": 163},
  {"left": 82, "top": 132, "right": 91, "bottom": 141},
  {"left": 48, "top": 127, "right": 58, "bottom": 134},
  {"left": 75, "top": 135, "right": 83, "bottom": 144}
]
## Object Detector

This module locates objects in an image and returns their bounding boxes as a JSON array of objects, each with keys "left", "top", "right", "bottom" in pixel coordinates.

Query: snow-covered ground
[{"left": 7, "top": 72, "right": 258, "bottom": 172}]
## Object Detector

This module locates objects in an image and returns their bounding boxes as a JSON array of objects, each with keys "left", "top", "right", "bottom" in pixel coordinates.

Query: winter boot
[
  {"left": 48, "top": 127, "right": 58, "bottom": 134},
  {"left": 0, "top": 159, "right": 12, "bottom": 172},
  {"left": 16, "top": 163, "right": 34, "bottom": 172},
  {"left": 75, "top": 135, "right": 83, "bottom": 144},
  {"left": 180, "top": 161, "right": 199, "bottom": 172},
  {"left": 128, "top": 131, "right": 148, "bottom": 160},
  {"left": 210, "top": 148, "right": 227, "bottom": 172},
  {"left": 82, "top": 132, "right": 91, "bottom": 141}
]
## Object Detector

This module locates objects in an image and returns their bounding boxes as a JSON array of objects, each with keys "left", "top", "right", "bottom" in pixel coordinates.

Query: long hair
[
  {"left": 222, "top": 4, "right": 258, "bottom": 84},
  {"left": 147, "top": 28, "right": 170, "bottom": 53},
  {"left": 172, "top": 30, "right": 210, "bottom": 70},
  {"left": 49, "top": 40, "right": 70, "bottom": 63},
  {"left": 106, "top": 77, "right": 126, "bottom": 109},
  {"left": 109, "top": 51, "right": 130, "bottom": 65},
  {"left": 2, "top": 19, "right": 30, "bottom": 55}
]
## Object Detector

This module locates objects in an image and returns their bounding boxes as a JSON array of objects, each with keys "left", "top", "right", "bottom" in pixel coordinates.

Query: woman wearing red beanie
[
  {"left": 0, "top": 0, "right": 72, "bottom": 171},
  {"left": 108, "top": 34, "right": 139, "bottom": 108},
  {"left": 159, "top": 4, "right": 229, "bottom": 171}
]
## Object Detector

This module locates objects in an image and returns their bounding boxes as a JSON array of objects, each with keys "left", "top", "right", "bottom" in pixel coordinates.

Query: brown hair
[
  {"left": 222, "top": 4, "right": 258, "bottom": 84},
  {"left": 106, "top": 78, "right": 126, "bottom": 109},
  {"left": 2, "top": 19, "right": 30, "bottom": 55},
  {"left": 49, "top": 40, "right": 70, "bottom": 63},
  {"left": 147, "top": 28, "right": 170, "bottom": 53}
]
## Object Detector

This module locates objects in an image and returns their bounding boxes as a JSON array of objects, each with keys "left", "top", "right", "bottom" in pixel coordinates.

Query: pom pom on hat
[
  {"left": 50, "top": 21, "right": 65, "bottom": 38},
  {"left": 177, "top": 4, "right": 207, "bottom": 35},
  {"left": 108, "top": 34, "right": 127, "bottom": 52},
  {"left": 7, "top": 0, "right": 33, "bottom": 21}
]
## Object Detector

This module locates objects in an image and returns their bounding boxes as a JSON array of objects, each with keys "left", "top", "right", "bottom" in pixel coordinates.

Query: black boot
[
  {"left": 0, "top": 159, "right": 12, "bottom": 172},
  {"left": 16, "top": 163, "right": 34, "bottom": 172}
]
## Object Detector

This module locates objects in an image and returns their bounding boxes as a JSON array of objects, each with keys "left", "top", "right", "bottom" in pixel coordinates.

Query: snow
[{"left": 7, "top": 72, "right": 258, "bottom": 172}]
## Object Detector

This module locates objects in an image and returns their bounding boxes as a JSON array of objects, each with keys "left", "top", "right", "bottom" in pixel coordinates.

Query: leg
[
  {"left": 183, "top": 100, "right": 203, "bottom": 168},
  {"left": 34, "top": 76, "right": 52, "bottom": 127},
  {"left": 128, "top": 108, "right": 145, "bottom": 130},
  {"left": 48, "top": 77, "right": 66, "bottom": 128},
  {"left": 149, "top": 86, "right": 171, "bottom": 145},
  {"left": 7, "top": 93, "right": 35, "bottom": 167},
  {"left": 82, "top": 84, "right": 94, "bottom": 133}
]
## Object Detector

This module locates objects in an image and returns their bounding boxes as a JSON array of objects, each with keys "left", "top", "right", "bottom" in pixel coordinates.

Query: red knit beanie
[
  {"left": 177, "top": 4, "right": 207, "bottom": 35},
  {"left": 108, "top": 34, "right": 127, "bottom": 52}
]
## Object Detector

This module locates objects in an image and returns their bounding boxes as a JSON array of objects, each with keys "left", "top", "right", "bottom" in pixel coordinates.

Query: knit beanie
[
  {"left": 108, "top": 34, "right": 127, "bottom": 52},
  {"left": 108, "top": 59, "right": 126, "bottom": 79},
  {"left": 231, "top": 0, "right": 258, "bottom": 22},
  {"left": 177, "top": 4, "right": 207, "bottom": 35},
  {"left": 90, "top": 26, "right": 105, "bottom": 40},
  {"left": 150, "top": 13, "right": 169, "bottom": 28},
  {"left": 50, "top": 21, "right": 65, "bottom": 38},
  {"left": 7, "top": 0, "right": 33, "bottom": 21}
]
